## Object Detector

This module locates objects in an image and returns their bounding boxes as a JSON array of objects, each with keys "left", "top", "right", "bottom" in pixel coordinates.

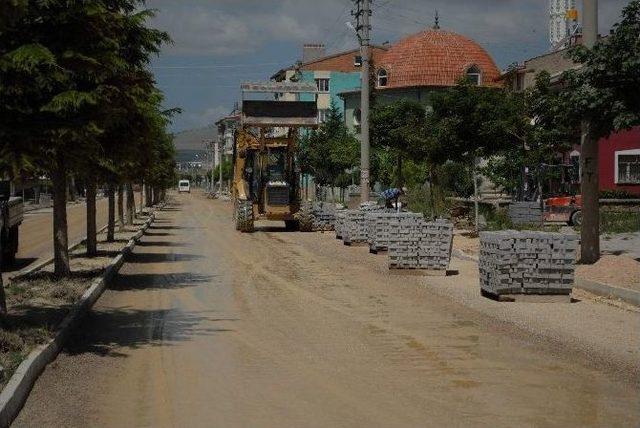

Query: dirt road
[{"left": 14, "top": 193, "right": 640, "bottom": 427}]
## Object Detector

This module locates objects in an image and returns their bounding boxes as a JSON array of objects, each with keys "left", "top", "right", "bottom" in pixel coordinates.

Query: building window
[
  {"left": 615, "top": 150, "right": 640, "bottom": 184},
  {"left": 315, "top": 78, "right": 330, "bottom": 93},
  {"left": 354, "top": 55, "right": 362, "bottom": 67},
  {"left": 466, "top": 65, "right": 482, "bottom": 86},
  {"left": 377, "top": 69, "right": 388, "bottom": 87},
  {"left": 318, "top": 109, "right": 329, "bottom": 124}
]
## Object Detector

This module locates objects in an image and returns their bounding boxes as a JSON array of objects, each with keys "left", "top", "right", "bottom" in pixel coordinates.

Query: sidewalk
[{"left": 412, "top": 253, "right": 640, "bottom": 383}]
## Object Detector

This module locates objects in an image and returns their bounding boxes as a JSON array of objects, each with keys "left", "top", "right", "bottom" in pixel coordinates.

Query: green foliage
[
  {"left": 560, "top": 1, "right": 640, "bottom": 139},
  {"left": 211, "top": 159, "right": 233, "bottom": 182},
  {"left": 0, "top": 0, "right": 176, "bottom": 278},
  {"left": 297, "top": 102, "right": 359, "bottom": 189},
  {"left": 600, "top": 189, "right": 637, "bottom": 199},
  {"left": 371, "top": 100, "right": 428, "bottom": 186}
]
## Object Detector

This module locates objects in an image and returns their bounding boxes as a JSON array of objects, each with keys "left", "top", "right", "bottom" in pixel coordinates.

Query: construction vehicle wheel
[
  {"left": 236, "top": 199, "right": 254, "bottom": 233},
  {"left": 570, "top": 210, "right": 582, "bottom": 227},
  {"left": 296, "top": 202, "right": 314, "bottom": 232},
  {"left": 284, "top": 220, "right": 299, "bottom": 231}
]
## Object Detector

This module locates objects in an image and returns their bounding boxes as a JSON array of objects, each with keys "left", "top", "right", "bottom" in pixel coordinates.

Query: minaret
[{"left": 549, "top": 0, "right": 578, "bottom": 50}]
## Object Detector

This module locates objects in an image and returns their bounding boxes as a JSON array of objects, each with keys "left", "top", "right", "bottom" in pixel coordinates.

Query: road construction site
[{"left": 14, "top": 191, "right": 640, "bottom": 427}]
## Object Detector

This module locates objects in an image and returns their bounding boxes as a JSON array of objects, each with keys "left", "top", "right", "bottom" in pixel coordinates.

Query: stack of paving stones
[
  {"left": 479, "top": 230, "right": 578, "bottom": 297},
  {"left": 387, "top": 217, "right": 454, "bottom": 271},
  {"left": 311, "top": 202, "right": 338, "bottom": 231},
  {"left": 334, "top": 209, "right": 348, "bottom": 239},
  {"left": 342, "top": 203, "right": 386, "bottom": 245},
  {"left": 508, "top": 201, "right": 543, "bottom": 225},
  {"left": 366, "top": 211, "right": 422, "bottom": 253}
]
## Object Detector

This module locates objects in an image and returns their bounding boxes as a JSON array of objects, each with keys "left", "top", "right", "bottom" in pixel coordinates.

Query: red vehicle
[{"left": 544, "top": 194, "right": 582, "bottom": 226}]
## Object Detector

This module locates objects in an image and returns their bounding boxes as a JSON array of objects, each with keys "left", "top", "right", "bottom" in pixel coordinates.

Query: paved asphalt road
[
  {"left": 13, "top": 192, "right": 640, "bottom": 427},
  {"left": 5, "top": 193, "right": 147, "bottom": 278}
]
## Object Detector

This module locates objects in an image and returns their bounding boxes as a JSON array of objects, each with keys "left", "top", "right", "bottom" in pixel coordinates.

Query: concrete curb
[
  {"left": 0, "top": 209, "right": 159, "bottom": 428},
  {"left": 451, "top": 249, "right": 640, "bottom": 307},
  {"left": 574, "top": 278, "right": 640, "bottom": 307}
]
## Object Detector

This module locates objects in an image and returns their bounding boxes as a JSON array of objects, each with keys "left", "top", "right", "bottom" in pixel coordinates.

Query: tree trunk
[
  {"left": 139, "top": 181, "right": 145, "bottom": 214},
  {"left": 34, "top": 184, "right": 41, "bottom": 205},
  {"left": 85, "top": 176, "right": 97, "bottom": 257},
  {"left": 68, "top": 176, "right": 76, "bottom": 202},
  {"left": 580, "top": 124, "right": 600, "bottom": 263},
  {"left": 117, "top": 184, "right": 125, "bottom": 231},
  {"left": 126, "top": 182, "right": 135, "bottom": 225},
  {"left": 52, "top": 159, "right": 70, "bottom": 276},
  {"left": 395, "top": 154, "right": 404, "bottom": 188},
  {"left": 0, "top": 249, "right": 7, "bottom": 315},
  {"left": 145, "top": 184, "right": 152, "bottom": 207},
  {"left": 107, "top": 183, "right": 115, "bottom": 242}
]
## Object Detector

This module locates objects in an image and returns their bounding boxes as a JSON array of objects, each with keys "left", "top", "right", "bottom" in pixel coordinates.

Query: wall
[
  {"left": 598, "top": 127, "right": 640, "bottom": 196},
  {"left": 299, "top": 70, "right": 361, "bottom": 115}
]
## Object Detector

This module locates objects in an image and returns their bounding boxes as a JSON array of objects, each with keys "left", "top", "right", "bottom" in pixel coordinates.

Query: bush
[
  {"left": 600, "top": 189, "right": 637, "bottom": 199},
  {"left": 600, "top": 210, "right": 640, "bottom": 234}
]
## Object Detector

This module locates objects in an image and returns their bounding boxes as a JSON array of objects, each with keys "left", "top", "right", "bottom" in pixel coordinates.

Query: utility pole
[
  {"left": 219, "top": 137, "right": 224, "bottom": 194},
  {"left": 580, "top": 0, "right": 599, "bottom": 263},
  {"left": 353, "top": 0, "right": 371, "bottom": 202}
]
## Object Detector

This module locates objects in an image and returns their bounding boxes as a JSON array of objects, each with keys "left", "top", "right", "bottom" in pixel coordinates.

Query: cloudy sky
[{"left": 147, "top": 0, "right": 630, "bottom": 132}]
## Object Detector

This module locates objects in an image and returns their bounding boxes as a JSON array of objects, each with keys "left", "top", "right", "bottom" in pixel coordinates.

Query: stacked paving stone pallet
[
  {"left": 387, "top": 217, "right": 454, "bottom": 271},
  {"left": 341, "top": 204, "right": 387, "bottom": 245},
  {"left": 311, "top": 202, "right": 338, "bottom": 231},
  {"left": 335, "top": 210, "right": 348, "bottom": 239},
  {"left": 478, "top": 230, "right": 577, "bottom": 296},
  {"left": 366, "top": 211, "right": 422, "bottom": 253},
  {"left": 508, "top": 201, "right": 542, "bottom": 225}
]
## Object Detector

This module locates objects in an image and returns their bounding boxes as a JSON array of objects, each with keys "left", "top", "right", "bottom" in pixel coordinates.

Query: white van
[{"left": 178, "top": 180, "right": 191, "bottom": 193}]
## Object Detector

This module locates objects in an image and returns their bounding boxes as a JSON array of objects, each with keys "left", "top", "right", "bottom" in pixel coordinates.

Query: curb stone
[
  {"left": 574, "top": 278, "right": 640, "bottom": 307},
  {"left": 0, "top": 208, "right": 159, "bottom": 428},
  {"left": 451, "top": 249, "right": 640, "bottom": 307}
]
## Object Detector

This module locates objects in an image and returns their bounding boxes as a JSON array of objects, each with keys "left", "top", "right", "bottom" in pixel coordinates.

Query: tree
[
  {"left": 559, "top": 1, "right": 640, "bottom": 263},
  {"left": 0, "top": 2, "right": 118, "bottom": 275},
  {"left": 483, "top": 71, "right": 576, "bottom": 199},
  {"left": 297, "top": 102, "right": 359, "bottom": 197},
  {"left": 371, "top": 100, "right": 428, "bottom": 187},
  {"left": 0, "top": 1, "right": 173, "bottom": 274}
]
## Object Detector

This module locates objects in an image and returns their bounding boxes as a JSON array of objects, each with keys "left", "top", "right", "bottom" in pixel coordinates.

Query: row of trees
[{"left": 0, "top": 1, "right": 178, "bottom": 312}]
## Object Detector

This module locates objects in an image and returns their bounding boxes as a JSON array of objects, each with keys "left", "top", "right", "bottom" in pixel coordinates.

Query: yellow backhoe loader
[{"left": 232, "top": 82, "right": 318, "bottom": 232}]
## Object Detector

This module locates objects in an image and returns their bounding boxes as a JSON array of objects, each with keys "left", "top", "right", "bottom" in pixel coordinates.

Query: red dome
[{"left": 377, "top": 29, "right": 501, "bottom": 89}]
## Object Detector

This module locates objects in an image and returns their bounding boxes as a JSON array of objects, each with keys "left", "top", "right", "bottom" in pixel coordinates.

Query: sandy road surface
[{"left": 14, "top": 193, "right": 640, "bottom": 427}]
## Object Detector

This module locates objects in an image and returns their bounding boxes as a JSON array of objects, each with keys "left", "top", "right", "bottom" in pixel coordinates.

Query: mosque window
[
  {"left": 377, "top": 69, "right": 388, "bottom": 87},
  {"left": 466, "top": 65, "right": 482, "bottom": 85}
]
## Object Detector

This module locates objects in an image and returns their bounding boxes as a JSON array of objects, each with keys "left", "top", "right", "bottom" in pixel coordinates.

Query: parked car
[
  {"left": 0, "top": 181, "right": 24, "bottom": 265},
  {"left": 178, "top": 180, "right": 191, "bottom": 193}
]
